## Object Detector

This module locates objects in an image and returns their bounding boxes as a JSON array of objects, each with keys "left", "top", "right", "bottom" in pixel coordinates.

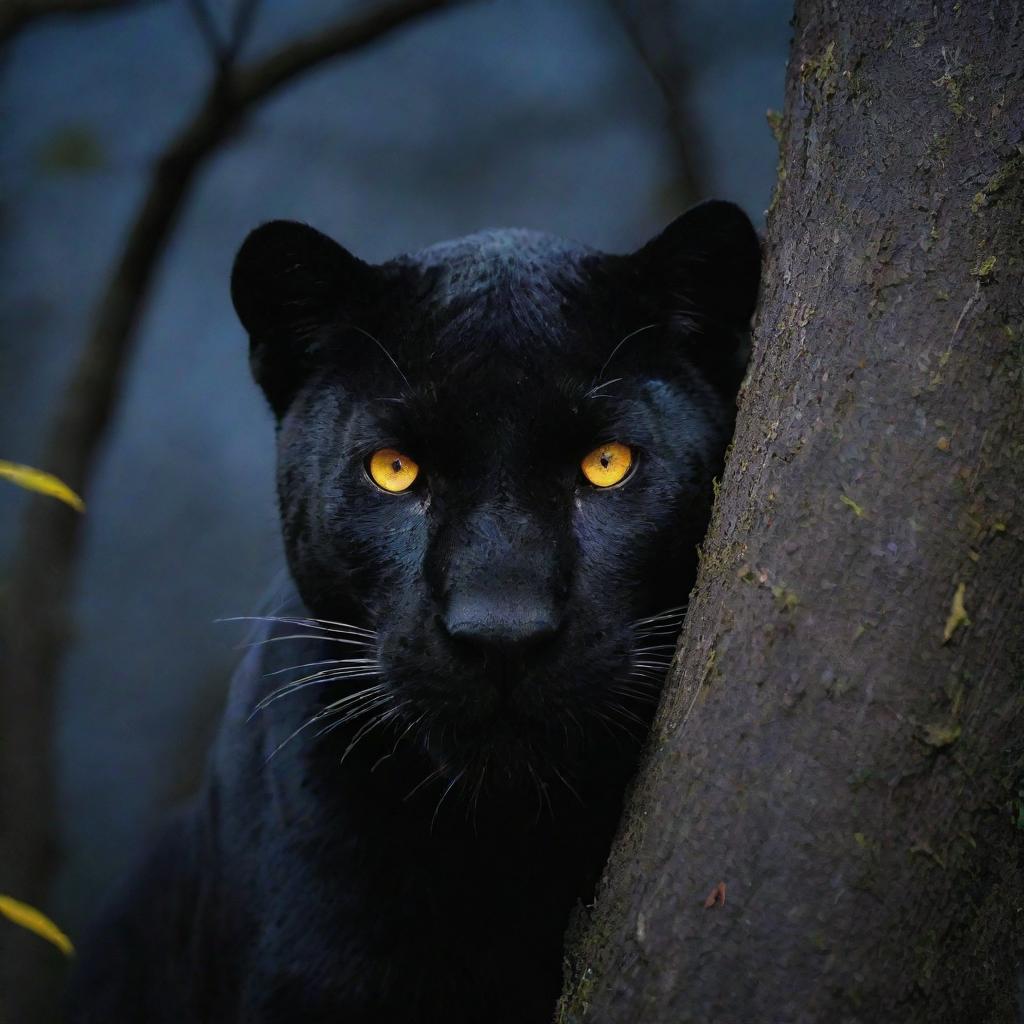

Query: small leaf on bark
[
  {"left": 923, "top": 722, "right": 961, "bottom": 748},
  {"left": 703, "top": 882, "right": 727, "bottom": 908},
  {"left": 942, "top": 582, "right": 969, "bottom": 643},
  {"left": 840, "top": 493, "right": 865, "bottom": 517}
]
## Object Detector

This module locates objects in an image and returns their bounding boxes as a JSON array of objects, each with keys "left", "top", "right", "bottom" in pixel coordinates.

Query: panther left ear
[
  {"left": 231, "top": 220, "right": 379, "bottom": 415},
  {"left": 635, "top": 200, "right": 762, "bottom": 332}
]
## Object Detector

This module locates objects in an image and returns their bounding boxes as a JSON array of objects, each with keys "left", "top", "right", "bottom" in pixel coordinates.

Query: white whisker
[
  {"left": 338, "top": 701, "right": 405, "bottom": 767},
  {"left": 631, "top": 605, "right": 687, "bottom": 627},
  {"left": 404, "top": 765, "right": 446, "bottom": 803},
  {"left": 263, "top": 657, "right": 362, "bottom": 679},
  {"left": 317, "top": 684, "right": 391, "bottom": 718},
  {"left": 242, "top": 633, "right": 373, "bottom": 650},
  {"left": 583, "top": 376, "right": 623, "bottom": 399},
  {"left": 251, "top": 668, "right": 381, "bottom": 717},
  {"left": 431, "top": 769, "right": 466, "bottom": 831},
  {"left": 635, "top": 621, "right": 684, "bottom": 633},
  {"left": 218, "top": 614, "right": 376, "bottom": 639},
  {"left": 595, "top": 323, "right": 659, "bottom": 383},
  {"left": 551, "top": 764, "right": 583, "bottom": 805},
  {"left": 316, "top": 694, "right": 396, "bottom": 739}
]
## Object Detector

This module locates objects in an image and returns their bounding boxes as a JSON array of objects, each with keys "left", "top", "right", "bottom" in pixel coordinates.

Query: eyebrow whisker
[
  {"left": 595, "top": 323, "right": 659, "bottom": 383},
  {"left": 348, "top": 324, "right": 413, "bottom": 395}
]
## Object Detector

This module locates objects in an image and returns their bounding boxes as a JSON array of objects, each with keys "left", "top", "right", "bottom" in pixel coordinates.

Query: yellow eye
[
  {"left": 368, "top": 448, "right": 419, "bottom": 493},
  {"left": 581, "top": 442, "right": 633, "bottom": 488}
]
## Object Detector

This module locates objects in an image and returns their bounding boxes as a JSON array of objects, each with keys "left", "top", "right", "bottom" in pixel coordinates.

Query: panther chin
[{"left": 388, "top": 654, "right": 650, "bottom": 794}]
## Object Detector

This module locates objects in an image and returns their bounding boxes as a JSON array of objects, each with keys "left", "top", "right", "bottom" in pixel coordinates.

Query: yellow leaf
[
  {"left": 839, "top": 493, "right": 865, "bottom": 517},
  {"left": 942, "top": 582, "right": 969, "bottom": 644},
  {"left": 0, "top": 460, "right": 84, "bottom": 512},
  {"left": 0, "top": 894, "right": 75, "bottom": 957},
  {"left": 923, "top": 722, "right": 961, "bottom": 748}
]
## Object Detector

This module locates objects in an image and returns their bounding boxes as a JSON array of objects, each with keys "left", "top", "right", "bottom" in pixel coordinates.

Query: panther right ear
[
  {"left": 634, "top": 200, "right": 762, "bottom": 334},
  {"left": 231, "top": 220, "right": 378, "bottom": 415}
]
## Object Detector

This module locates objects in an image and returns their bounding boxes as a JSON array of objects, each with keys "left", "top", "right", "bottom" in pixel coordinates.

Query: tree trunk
[{"left": 559, "top": 3, "right": 1024, "bottom": 1022}]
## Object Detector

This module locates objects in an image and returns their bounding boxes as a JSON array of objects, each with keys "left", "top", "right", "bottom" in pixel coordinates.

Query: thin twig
[
  {"left": 606, "top": 0, "right": 705, "bottom": 204},
  {"left": 225, "top": 0, "right": 260, "bottom": 64},
  {"left": 185, "top": 0, "right": 227, "bottom": 65},
  {"left": 185, "top": 0, "right": 263, "bottom": 73},
  {"left": 0, "top": 0, "right": 151, "bottom": 45}
]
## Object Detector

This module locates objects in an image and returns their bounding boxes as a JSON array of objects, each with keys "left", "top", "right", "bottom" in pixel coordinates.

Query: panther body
[{"left": 69, "top": 201, "right": 760, "bottom": 1022}]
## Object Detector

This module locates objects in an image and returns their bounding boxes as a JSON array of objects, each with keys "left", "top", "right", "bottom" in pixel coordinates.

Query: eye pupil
[
  {"left": 391, "top": 459, "right": 402, "bottom": 473},
  {"left": 600, "top": 454, "right": 611, "bottom": 469}
]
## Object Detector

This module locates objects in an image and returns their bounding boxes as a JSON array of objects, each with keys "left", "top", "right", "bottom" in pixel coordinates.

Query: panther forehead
[{"left": 404, "top": 228, "right": 594, "bottom": 341}]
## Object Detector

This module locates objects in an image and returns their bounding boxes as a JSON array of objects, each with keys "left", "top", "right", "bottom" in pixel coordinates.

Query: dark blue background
[{"left": 0, "top": 0, "right": 790, "bottom": 939}]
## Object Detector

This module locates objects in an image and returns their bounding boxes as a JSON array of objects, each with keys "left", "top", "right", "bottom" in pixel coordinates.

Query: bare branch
[
  {"left": 185, "top": 0, "right": 227, "bottom": 66},
  {"left": 225, "top": 0, "right": 261, "bottom": 65},
  {"left": 607, "top": 0, "right": 705, "bottom": 205},
  {"left": 0, "top": 0, "right": 150, "bottom": 45},
  {"left": 184, "top": 0, "right": 261, "bottom": 73},
  {"left": 231, "top": 0, "right": 456, "bottom": 108}
]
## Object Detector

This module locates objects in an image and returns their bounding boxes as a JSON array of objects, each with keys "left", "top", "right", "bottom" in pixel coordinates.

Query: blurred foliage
[{"left": 36, "top": 123, "right": 106, "bottom": 174}]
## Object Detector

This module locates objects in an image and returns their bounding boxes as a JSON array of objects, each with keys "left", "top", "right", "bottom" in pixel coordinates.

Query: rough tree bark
[
  {"left": 560, "top": 3, "right": 1023, "bottom": 1022},
  {"left": 0, "top": 3, "right": 463, "bottom": 1021}
]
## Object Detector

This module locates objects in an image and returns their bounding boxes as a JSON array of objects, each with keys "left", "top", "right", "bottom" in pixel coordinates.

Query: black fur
[{"left": 69, "top": 201, "right": 760, "bottom": 1023}]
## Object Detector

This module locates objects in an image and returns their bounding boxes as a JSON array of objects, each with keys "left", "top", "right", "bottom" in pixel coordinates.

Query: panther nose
[{"left": 442, "top": 594, "right": 561, "bottom": 655}]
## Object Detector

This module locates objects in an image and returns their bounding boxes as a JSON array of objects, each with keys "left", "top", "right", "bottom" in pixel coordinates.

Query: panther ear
[
  {"left": 635, "top": 200, "right": 761, "bottom": 333},
  {"left": 231, "top": 220, "right": 378, "bottom": 415}
]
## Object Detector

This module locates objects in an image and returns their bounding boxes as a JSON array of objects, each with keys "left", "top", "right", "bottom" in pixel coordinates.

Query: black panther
[{"left": 68, "top": 200, "right": 760, "bottom": 1023}]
